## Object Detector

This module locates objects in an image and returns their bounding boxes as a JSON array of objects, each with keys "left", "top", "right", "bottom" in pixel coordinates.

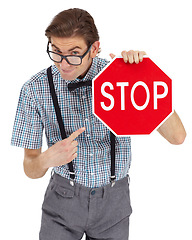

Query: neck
[{"left": 78, "top": 56, "right": 93, "bottom": 79}]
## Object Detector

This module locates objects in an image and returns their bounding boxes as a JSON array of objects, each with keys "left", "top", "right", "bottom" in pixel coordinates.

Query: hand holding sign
[
  {"left": 93, "top": 57, "right": 173, "bottom": 135},
  {"left": 110, "top": 50, "right": 147, "bottom": 64}
]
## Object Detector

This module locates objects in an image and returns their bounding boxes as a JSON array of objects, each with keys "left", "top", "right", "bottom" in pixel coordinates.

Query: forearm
[
  {"left": 157, "top": 110, "right": 186, "bottom": 145},
  {"left": 23, "top": 149, "right": 48, "bottom": 179},
  {"left": 23, "top": 128, "right": 85, "bottom": 179}
]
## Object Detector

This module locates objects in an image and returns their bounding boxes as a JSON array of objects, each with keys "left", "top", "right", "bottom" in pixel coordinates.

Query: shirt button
[
  {"left": 91, "top": 190, "right": 96, "bottom": 195},
  {"left": 85, "top": 118, "right": 89, "bottom": 122},
  {"left": 90, "top": 153, "right": 93, "bottom": 156},
  {"left": 87, "top": 134, "right": 90, "bottom": 137}
]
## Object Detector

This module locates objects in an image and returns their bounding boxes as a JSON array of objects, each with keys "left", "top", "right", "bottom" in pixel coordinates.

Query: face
[{"left": 50, "top": 36, "right": 100, "bottom": 81}]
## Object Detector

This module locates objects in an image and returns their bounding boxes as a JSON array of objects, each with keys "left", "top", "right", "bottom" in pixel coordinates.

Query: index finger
[
  {"left": 139, "top": 51, "right": 147, "bottom": 62},
  {"left": 67, "top": 127, "right": 86, "bottom": 142}
]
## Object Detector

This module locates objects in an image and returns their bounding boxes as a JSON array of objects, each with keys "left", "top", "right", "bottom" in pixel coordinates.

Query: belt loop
[
  {"left": 103, "top": 185, "right": 107, "bottom": 199},
  {"left": 75, "top": 183, "right": 80, "bottom": 197}
]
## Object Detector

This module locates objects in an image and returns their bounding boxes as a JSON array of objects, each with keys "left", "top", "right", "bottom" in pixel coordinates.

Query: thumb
[{"left": 109, "top": 53, "right": 116, "bottom": 59}]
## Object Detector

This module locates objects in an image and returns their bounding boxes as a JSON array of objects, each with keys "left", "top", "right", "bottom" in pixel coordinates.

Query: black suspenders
[
  {"left": 110, "top": 132, "right": 116, "bottom": 187},
  {"left": 47, "top": 66, "right": 116, "bottom": 187}
]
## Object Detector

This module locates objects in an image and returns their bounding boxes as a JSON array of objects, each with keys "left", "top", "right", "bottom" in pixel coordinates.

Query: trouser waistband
[{"left": 51, "top": 173, "right": 129, "bottom": 199}]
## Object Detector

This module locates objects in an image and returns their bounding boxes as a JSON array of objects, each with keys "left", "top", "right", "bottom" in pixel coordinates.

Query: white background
[{"left": 1, "top": 0, "right": 192, "bottom": 239}]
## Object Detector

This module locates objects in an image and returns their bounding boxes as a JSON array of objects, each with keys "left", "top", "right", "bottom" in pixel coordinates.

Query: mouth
[
  {"left": 61, "top": 68, "right": 75, "bottom": 74},
  {"left": 59, "top": 67, "right": 77, "bottom": 80}
]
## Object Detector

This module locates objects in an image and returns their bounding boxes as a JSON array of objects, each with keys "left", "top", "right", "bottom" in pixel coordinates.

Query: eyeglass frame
[{"left": 47, "top": 42, "right": 92, "bottom": 66}]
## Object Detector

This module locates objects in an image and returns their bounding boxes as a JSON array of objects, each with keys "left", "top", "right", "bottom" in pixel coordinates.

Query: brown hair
[{"left": 45, "top": 8, "right": 99, "bottom": 47}]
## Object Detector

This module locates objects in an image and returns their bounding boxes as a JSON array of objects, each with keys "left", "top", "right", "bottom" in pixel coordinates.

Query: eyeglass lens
[{"left": 49, "top": 52, "right": 82, "bottom": 65}]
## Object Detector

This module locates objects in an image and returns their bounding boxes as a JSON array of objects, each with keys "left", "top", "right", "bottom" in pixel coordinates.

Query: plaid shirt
[{"left": 11, "top": 57, "right": 132, "bottom": 188}]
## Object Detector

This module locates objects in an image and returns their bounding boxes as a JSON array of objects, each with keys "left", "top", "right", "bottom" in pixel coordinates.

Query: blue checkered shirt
[{"left": 11, "top": 57, "right": 132, "bottom": 188}]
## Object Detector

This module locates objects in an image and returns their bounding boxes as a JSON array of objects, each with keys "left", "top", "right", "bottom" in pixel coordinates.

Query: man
[{"left": 11, "top": 8, "right": 186, "bottom": 240}]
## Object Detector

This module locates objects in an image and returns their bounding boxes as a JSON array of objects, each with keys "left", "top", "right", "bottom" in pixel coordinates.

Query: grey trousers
[{"left": 39, "top": 173, "right": 132, "bottom": 240}]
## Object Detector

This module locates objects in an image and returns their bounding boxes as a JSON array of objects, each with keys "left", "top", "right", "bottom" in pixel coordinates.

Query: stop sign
[{"left": 93, "top": 57, "right": 173, "bottom": 135}]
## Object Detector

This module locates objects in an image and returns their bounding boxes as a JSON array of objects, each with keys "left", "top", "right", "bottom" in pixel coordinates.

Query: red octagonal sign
[{"left": 93, "top": 57, "right": 173, "bottom": 135}]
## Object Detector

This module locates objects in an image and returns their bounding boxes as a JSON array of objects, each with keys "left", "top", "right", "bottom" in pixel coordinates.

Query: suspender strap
[
  {"left": 47, "top": 66, "right": 75, "bottom": 185},
  {"left": 47, "top": 67, "right": 67, "bottom": 139},
  {"left": 47, "top": 66, "right": 116, "bottom": 187},
  {"left": 110, "top": 132, "right": 116, "bottom": 187}
]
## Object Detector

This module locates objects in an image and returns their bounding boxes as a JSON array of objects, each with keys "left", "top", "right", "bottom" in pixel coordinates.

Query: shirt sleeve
[{"left": 11, "top": 84, "right": 43, "bottom": 149}]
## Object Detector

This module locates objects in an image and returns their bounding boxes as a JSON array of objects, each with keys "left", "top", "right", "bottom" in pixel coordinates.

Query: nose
[{"left": 60, "top": 58, "right": 71, "bottom": 68}]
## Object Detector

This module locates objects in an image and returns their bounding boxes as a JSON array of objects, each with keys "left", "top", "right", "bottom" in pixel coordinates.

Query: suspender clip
[
  {"left": 110, "top": 175, "right": 116, "bottom": 187},
  {"left": 70, "top": 179, "right": 74, "bottom": 187},
  {"left": 69, "top": 172, "right": 75, "bottom": 187}
]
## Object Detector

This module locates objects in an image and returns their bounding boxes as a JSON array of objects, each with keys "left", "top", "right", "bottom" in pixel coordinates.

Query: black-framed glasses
[{"left": 47, "top": 42, "right": 92, "bottom": 66}]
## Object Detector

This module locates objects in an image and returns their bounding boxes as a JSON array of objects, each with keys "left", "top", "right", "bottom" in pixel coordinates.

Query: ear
[{"left": 90, "top": 41, "right": 100, "bottom": 58}]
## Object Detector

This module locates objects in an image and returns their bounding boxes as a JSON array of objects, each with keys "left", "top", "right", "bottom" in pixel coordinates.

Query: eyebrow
[{"left": 51, "top": 43, "right": 82, "bottom": 52}]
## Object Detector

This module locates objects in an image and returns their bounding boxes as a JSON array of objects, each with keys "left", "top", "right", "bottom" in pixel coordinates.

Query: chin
[
  {"left": 63, "top": 76, "right": 77, "bottom": 81},
  {"left": 60, "top": 73, "right": 77, "bottom": 81}
]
